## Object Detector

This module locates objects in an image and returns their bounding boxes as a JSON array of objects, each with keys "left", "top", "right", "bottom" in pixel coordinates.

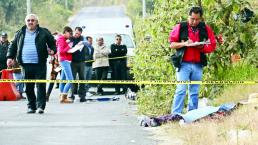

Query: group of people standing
[
  {"left": 4, "top": 13, "right": 128, "bottom": 114},
  {"left": 56, "top": 26, "right": 128, "bottom": 103},
  {"left": 2, "top": 5, "right": 217, "bottom": 116}
]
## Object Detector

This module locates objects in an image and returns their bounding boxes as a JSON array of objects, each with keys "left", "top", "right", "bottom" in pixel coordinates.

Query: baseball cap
[{"left": 1, "top": 32, "right": 7, "bottom": 37}]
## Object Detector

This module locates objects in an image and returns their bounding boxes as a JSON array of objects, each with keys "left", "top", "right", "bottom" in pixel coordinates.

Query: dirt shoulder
[{"left": 151, "top": 84, "right": 258, "bottom": 145}]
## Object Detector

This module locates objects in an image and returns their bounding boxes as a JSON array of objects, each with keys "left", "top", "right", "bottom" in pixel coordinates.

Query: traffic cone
[{"left": 0, "top": 69, "right": 21, "bottom": 101}]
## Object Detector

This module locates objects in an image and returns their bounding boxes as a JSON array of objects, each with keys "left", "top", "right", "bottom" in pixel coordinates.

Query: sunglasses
[{"left": 27, "top": 19, "right": 35, "bottom": 22}]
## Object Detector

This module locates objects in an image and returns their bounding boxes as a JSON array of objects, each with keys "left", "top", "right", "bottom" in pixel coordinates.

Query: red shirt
[
  {"left": 169, "top": 23, "right": 216, "bottom": 63},
  {"left": 56, "top": 35, "right": 72, "bottom": 62}
]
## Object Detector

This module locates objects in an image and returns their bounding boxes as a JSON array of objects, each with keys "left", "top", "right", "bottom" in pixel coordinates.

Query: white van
[
  {"left": 81, "top": 17, "right": 136, "bottom": 63},
  {"left": 81, "top": 17, "right": 135, "bottom": 57},
  {"left": 79, "top": 17, "right": 136, "bottom": 80}
]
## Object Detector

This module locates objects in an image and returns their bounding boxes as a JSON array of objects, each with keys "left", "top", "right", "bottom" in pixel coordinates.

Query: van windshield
[{"left": 87, "top": 34, "right": 135, "bottom": 48}]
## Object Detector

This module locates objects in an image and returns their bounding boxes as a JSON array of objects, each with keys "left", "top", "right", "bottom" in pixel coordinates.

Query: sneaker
[
  {"left": 86, "top": 92, "right": 93, "bottom": 97},
  {"left": 96, "top": 92, "right": 104, "bottom": 96},
  {"left": 55, "top": 83, "right": 59, "bottom": 89},
  {"left": 27, "top": 108, "right": 36, "bottom": 114},
  {"left": 69, "top": 96, "right": 75, "bottom": 101},
  {"left": 20, "top": 93, "right": 26, "bottom": 99},
  {"left": 37, "top": 108, "right": 44, "bottom": 114},
  {"left": 80, "top": 98, "right": 87, "bottom": 102}
]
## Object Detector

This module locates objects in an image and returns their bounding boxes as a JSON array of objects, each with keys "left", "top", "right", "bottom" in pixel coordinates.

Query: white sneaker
[{"left": 86, "top": 92, "right": 93, "bottom": 97}]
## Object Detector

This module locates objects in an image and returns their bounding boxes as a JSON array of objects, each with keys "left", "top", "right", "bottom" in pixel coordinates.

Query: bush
[{"left": 131, "top": 0, "right": 258, "bottom": 115}]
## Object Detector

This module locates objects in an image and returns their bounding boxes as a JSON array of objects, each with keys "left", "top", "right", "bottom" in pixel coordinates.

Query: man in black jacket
[
  {"left": 70, "top": 27, "right": 87, "bottom": 102},
  {"left": 110, "top": 34, "right": 127, "bottom": 94},
  {"left": 6, "top": 14, "right": 56, "bottom": 114},
  {"left": 0, "top": 32, "right": 9, "bottom": 78}
]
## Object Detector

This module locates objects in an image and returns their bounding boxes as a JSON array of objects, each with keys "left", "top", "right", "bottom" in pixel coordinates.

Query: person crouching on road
[
  {"left": 57, "top": 26, "right": 74, "bottom": 103},
  {"left": 92, "top": 37, "right": 110, "bottom": 95}
]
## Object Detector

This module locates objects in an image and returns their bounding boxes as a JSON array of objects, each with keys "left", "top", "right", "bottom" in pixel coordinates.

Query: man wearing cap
[
  {"left": 6, "top": 14, "right": 56, "bottom": 114},
  {"left": 0, "top": 32, "right": 10, "bottom": 77}
]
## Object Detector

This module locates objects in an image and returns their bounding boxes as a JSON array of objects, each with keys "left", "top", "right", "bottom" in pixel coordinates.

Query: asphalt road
[
  {"left": 0, "top": 6, "right": 158, "bottom": 145},
  {"left": 0, "top": 87, "right": 158, "bottom": 145},
  {"left": 0, "top": 59, "right": 157, "bottom": 145}
]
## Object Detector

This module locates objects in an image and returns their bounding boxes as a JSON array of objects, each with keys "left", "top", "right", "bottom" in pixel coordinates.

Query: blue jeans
[
  {"left": 172, "top": 62, "right": 203, "bottom": 114},
  {"left": 60, "top": 61, "right": 74, "bottom": 93},
  {"left": 13, "top": 72, "right": 24, "bottom": 93},
  {"left": 85, "top": 66, "right": 93, "bottom": 92}
]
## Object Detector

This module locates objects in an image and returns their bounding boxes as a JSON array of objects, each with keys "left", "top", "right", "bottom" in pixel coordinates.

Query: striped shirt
[{"left": 22, "top": 29, "right": 38, "bottom": 63}]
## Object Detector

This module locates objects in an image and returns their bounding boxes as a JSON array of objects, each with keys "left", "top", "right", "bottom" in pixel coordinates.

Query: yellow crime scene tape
[
  {"left": 1, "top": 56, "right": 257, "bottom": 84},
  {"left": 84, "top": 56, "right": 128, "bottom": 63},
  {"left": 0, "top": 79, "right": 257, "bottom": 85},
  {"left": 0, "top": 56, "right": 129, "bottom": 74}
]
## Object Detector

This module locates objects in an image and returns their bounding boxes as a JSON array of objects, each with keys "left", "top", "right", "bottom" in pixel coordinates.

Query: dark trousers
[
  {"left": 22, "top": 64, "right": 47, "bottom": 110},
  {"left": 46, "top": 71, "right": 60, "bottom": 97},
  {"left": 95, "top": 67, "right": 109, "bottom": 93},
  {"left": 71, "top": 62, "right": 86, "bottom": 99},
  {"left": 113, "top": 60, "right": 127, "bottom": 93},
  {"left": 0, "top": 62, "right": 7, "bottom": 78}
]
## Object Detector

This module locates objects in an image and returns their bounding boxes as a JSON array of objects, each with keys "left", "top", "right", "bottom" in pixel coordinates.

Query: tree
[{"left": 131, "top": 0, "right": 258, "bottom": 115}]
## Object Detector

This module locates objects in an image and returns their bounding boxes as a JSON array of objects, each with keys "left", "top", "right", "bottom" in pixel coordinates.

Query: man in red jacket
[{"left": 169, "top": 6, "right": 216, "bottom": 113}]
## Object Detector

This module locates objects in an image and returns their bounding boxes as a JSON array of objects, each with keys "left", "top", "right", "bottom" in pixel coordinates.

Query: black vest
[{"left": 172, "top": 22, "right": 208, "bottom": 71}]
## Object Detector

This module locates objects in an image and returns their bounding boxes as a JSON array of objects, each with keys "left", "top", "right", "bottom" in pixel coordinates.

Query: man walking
[
  {"left": 7, "top": 14, "right": 56, "bottom": 114},
  {"left": 169, "top": 7, "right": 216, "bottom": 113}
]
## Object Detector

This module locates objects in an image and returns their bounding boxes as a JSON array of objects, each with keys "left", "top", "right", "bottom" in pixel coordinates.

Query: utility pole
[
  {"left": 65, "top": 0, "right": 68, "bottom": 9},
  {"left": 142, "top": 0, "right": 146, "bottom": 18},
  {"left": 26, "top": 0, "right": 31, "bottom": 15}
]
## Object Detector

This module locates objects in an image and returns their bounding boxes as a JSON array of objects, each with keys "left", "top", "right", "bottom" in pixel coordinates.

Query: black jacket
[
  {"left": 110, "top": 44, "right": 127, "bottom": 61},
  {"left": 0, "top": 41, "right": 9, "bottom": 62},
  {"left": 7, "top": 25, "right": 56, "bottom": 65},
  {"left": 71, "top": 36, "right": 86, "bottom": 62}
]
